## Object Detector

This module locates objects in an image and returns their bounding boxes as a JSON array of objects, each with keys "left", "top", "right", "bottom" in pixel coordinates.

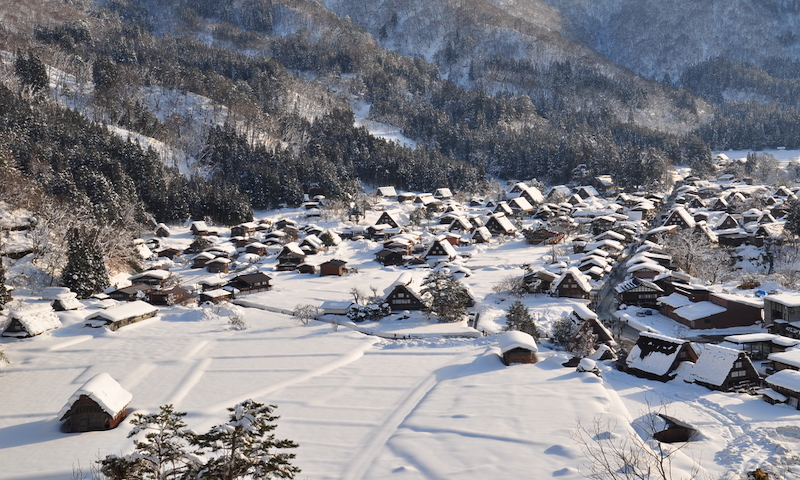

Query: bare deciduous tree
[
  {"left": 572, "top": 404, "right": 706, "bottom": 480},
  {"left": 293, "top": 304, "right": 322, "bottom": 325}
]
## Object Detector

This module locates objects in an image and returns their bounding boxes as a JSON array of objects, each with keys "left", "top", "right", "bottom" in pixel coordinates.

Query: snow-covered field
[
  {"left": 2, "top": 203, "right": 800, "bottom": 479},
  {"left": 3, "top": 304, "right": 799, "bottom": 479}
]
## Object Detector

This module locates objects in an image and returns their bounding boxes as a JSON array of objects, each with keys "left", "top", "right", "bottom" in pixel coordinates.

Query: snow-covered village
[
  {"left": 8, "top": 1, "right": 800, "bottom": 479},
  {"left": 5, "top": 153, "right": 800, "bottom": 479}
]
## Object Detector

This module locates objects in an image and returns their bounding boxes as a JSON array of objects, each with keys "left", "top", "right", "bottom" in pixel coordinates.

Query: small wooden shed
[
  {"left": 59, "top": 373, "right": 132, "bottom": 433},
  {"left": 320, "top": 259, "right": 348, "bottom": 276},
  {"left": 85, "top": 301, "right": 159, "bottom": 331},
  {"left": 653, "top": 414, "right": 697, "bottom": 443},
  {"left": 497, "top": 330, "right": 539, "bottom": 365},
  {"left": 1, "top": 303, "right": 62, "bottom": 338}
]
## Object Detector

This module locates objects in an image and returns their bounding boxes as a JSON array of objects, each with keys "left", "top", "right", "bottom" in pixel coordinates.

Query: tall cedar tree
[
  {"left": 0, "top": 247, "right": 9, "bottom": 308},
  {"left": 14, "top": 50, "right": 48, "bottom": 93},
  {"left": 190, "top": 399, "right": 300, "bottom": 480},
  {"left": 421, "top": 271, "right": 471, "bottom": 322},
  {"left": 504, "top": 300, "right": 540, "bottom": 338},
  {"left": 61, "top": 227, "right": 110, "bottom": 299}
]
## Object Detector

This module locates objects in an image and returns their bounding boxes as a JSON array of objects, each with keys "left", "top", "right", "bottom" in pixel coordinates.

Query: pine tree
[
  {"left": 0, "top": 249, "right": 9, "bottom": 309},
  {"left": 784, "top": 198, "right": 800, "bottom": 238},
  {"left": 14, "top": 50, "right": 48, "bottom": 93},
  {"left": 504, "top": 300, "right": 539, "bottom": 338},
  {"left": 551, "top": 313, "right": 576, "bottom": 348},
  {"left": 190, "top": 399, "right": 300, "bottom": 480},
  {"left": 99, "top": 404, "right": 196, "bottom": 480},
  {"left": 61, "top": 227, "right": 110, "bottom": 299},
  {"left": 421, "top": 271, "right": 471, "bottom": 323}
]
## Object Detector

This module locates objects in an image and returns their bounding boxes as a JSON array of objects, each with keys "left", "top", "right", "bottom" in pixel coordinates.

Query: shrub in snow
[
  {"left": 491, "top": 274, "right": 527, "bottom": 298},
  {"left": 346, "top": 303, "right": 390, "bottom": 322},
  {"left": 293, "top": 304, "right": 323, "bottom": 325},
  {"left": 228, "top": 312, "right": 248, "bottom": 331}
]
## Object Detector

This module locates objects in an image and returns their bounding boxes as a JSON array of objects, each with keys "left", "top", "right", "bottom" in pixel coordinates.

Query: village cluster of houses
[{"left": 10, "top": 162, "right": 800, "bottom": 429}]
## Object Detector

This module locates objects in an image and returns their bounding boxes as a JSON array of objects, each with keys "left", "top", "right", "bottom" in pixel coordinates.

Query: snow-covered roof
[
  {"left": 627, "top": 262, "right": 667, "bottom": 274},
  {"left": 193, "top": 251, "right": 215, "bottom": 261},
  {"left": 4, "top": 304, "right": 61, "bottom": 337},
  {"left": 280, "top": 242, "right": 305, "bottom": 256},
  {"left": 85, "top": 300, "right": 158, "bottom": 323},
  {"left": 658, "top": 293, "right": 693, "bottom": 308},
  {"left": 129, "top": 269, "right": 172, "bottom": 282},
  {"left": 759, "top": 388, "right": 788, "bottom": 402},
  {"left": 201, "top": 288, "right": 232, "bottom": 299},
  {"left": 424, "top": 238, "right": 457, "bottom": 258},
  {"left": 691, "top": 344, "right": 744, "bottom": 387},
  {"left": 710, "top": 292, "right": 763, "bottom": 308},
  {"left": 674, "top": 301, "right": 726, "bottom": 321},
  {"left": 58, "top": 373, "right": 132, "bottom": 419},
  {"left": 773, "top": 336, "right": 800, "bottom": 347},
  {"left": 376, "top": 186, "right": 397, "bottom": 197},
  {"left": 40, "top": 287, "right": 74, "bottom": 300},
  {"left": 572, "top": 303, "right": 598, "bottom": 320},
  {"left": 769, "top": 349, "right": 800, "bottom": 369},
  {"left": 626, "top": 332, "right": 689, "bottom": 377},
  {"left": 206, "top": 257, "right": 232, "bottom": 265},
  {"left": 497, "top": 331, "right": 538, "bottom": 354},
  {"left": 552, "top": 267, "right": 592, "bottom": 292},
  {"left": 765, "top": 293, "right": 800, "bottom": 307},
  {"left": 766, "top": 369, "right": 800, "bottom": 393},
  {"left": 723, "top": 333, "right": 777, "bottom": 344}
]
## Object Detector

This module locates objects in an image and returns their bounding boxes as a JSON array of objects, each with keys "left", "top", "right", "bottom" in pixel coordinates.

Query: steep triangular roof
[{"left": 58, "top": 373, "right": 132, "bottom": 419}]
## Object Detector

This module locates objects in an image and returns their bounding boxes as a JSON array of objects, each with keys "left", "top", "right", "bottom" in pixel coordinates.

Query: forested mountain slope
[{"left": 1, "top": 0, "right": 797, "bottom": 287}]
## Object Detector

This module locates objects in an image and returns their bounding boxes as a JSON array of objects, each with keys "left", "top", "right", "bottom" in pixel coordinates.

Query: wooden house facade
[
  {"left": 551, "top": 268, "right": 592, "bottom": 299},
  {"left": 764, "top": 370, "right": 800, "bottom": 409},
  {"left": 147, "top": 286, "right": 194, "bottom": 306},
  {"left": 276, "top": 243, "right": 306, "bottom": 271},
  {"left": 614, "top": 277, "right": 664, "bottom": 308},
  {"left": 227, "top": 272, "right": 272, "bottom": 294},
  {"left": 108, "top": 283, "right": 152, "bottom": 302},
  {"left": 320, "top": 259, "right": 348, "bottom": 276},
  {"left": 375, "top": 211, "right": 402, "bottom": 229},
  {"left": 524, "top": 228, "right": 565, "bottom": 245},
  {"left": 1, "top": 304, "right": 61, "bottom": 338},
  {"left": 384, "top": 274, "right": 427, "bottom": 311}
]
